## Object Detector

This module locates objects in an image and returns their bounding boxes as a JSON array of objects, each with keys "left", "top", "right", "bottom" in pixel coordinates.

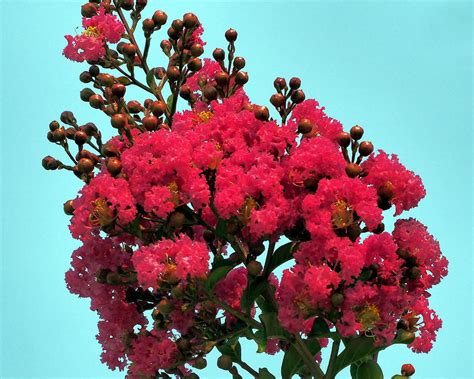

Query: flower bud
[
  {"left": 274, "top": 77, "right": 287, "bottom": 91},
  {"left": 377, "top": 196, "right": 392, "bottom": 210},
  {"left": 350, "top": 125, "right": 364, "bottom": 140},
  {"left": 193, "top": 357, "right": 207, "bottom": 370},
  {"left": 183, "top": 12, "right": 199, "bottom": 29},
  {"left": 247, "top": 260, "right": 263, "bottom": 276},
  {"left": 203, "top": 85, "right": 218, "bottom": 101},
  {"left": 217, "top": 355, "right": 233, "bottom": 370},
  {"left": 179, "top": 84, "right": 192, "bottom": 100},
  {"left": 89, "top": 94, "right": 104, "bottom": 109},
  {"left": 401, "top": 364, "right": 415, "bottom": 376},
  {"left": 397, "top": 319, "right": 410, "bottom": 330},
  {"left": 153, "top": 10, "right": 168, "bottom": 26},
  {"left": 215, "top": 71, "right": 229, "bottom": 87},
  {"left": 291, "top": 89, "right": 305, "bottom": 104},
  {"left": 80, "top": 88, "right": 95, "bottom": 102},
  {"left": 123, "top": 43, "right": 137, "bottom": 57},
  {"left": 120, "top": 0, "right": 134, "bottom": 10},
  {"left": 359, "top": 141, "right": 374, "bottom": 156},
  {"left": 270, "top": 93, "right": 285, "bottom": 108},
  {"left": 111, "top": 83, "right": 126, "bottom": 98},
  {"left": 172, "top": 19, "right": 183, "bottom": 31},
  {"left": 77, "top": 158, "right": 94, "bottom": 174},
  {"left": 111, "top": 114, "right": 127, "bottom": 129},
  {"left": 74, "top": 130, "right": 88, "bottom": 145},
  {"left": 52, "top": 128, "right": 66, "bottom": 142},
  {"left": 150, "top": 101, "right": 167, "bottom": 116},
  {"left": 42, "top": 156, "right": 59, "bottom": 170},
  {"left": 213, "top": 48, "right": 225, "bottom": 61},
  {"left": 254, "top": 106, "right": 269, "bottom": 121},
  {"left": 79, "top": 71, "right": 93, "bottom": 83},
  {"left": 142, "top": 115, "right": 159, "bottom": 131},
  {"left": 225, "top": 28, "right": 238, "bottom": 42},
  {"left": 106, "top": 157, "right": 122, "bottom": 176},
  {"left": 289, "top": 77, "right": 301, "bottom": 89},
  {"left": 397, "top": 329, "right": 416, "bottom": 344},
  {"left": 160, "top": 39, "right": 172, "bottom": 54},
  {"left": 345, "top": 163, "right": 362, "bottom": 178},
  {"left": 188, "top": 57, "right": 202, "bottom": 72},
  {"left": 235, "top": 71, "right": 249, "bottom": 86},
  {"left": 233, "top": 56, "right": 246, "bottom": 70},
  {"left": 167, "top": 66, "right": 181, "bottom": 81},
  {"left": 60, "top": 111, "right": 76, "bottom": 126},
  {"left": 101, "top": 143, "right": 120, "bottom": 157},
  {"left": 331, "top": 293, "right": 344, "bottom": 307},
  {"left": 97, "top": 73, "right": 115, "bottom": 87},
  {"left": 49, "top": 121, "right": 60, "bottom": 131},
  {"left": 337, "top": 132, "right": 351, "bottom": 148},
  {"left": 297, "top": 118, "right": 313, "bottom": 134},
  {"left": 81, "top": 2, "right": 98, "bottom": 18},
  {"left": 142, "top": 18, "right": 155, "bottom": 33},
  {"left": 157, "top": 299, "right": 173, "bottom": 314},
  {"left": 377, "top": 181, "right": 394, "bottom": 200},
  {"left": 89, "top": 65, "right": 100, "bottom": 77},
  {"left": 65, "top": 127, "right": 76, "bottom": 140},
  {"left": 136, "top": 0, "right": 147, "bottom": 10},
  {"left": 169, "top": 211, "right": 186, "bottom": 228},
  {"left": 63, "top": 200, "right": 75, "bottom": 215},
  {"left": 82, "top": 122, "right": 98, "bottom": 136},
  {"left": 167, "top": 27, "right": 180, "bottom": 40},
  {"left": 190, "top": 43, "right": 204, "bottom": 57},
  {"left": 127, "top": 100, "right": 142, "bottom": 113}
]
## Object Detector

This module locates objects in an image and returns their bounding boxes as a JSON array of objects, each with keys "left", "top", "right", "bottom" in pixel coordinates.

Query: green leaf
[
  {"left": 117, "top": 76, "right": 132, "bottom": 85},
  {"left": 350, "top": 364, "right": 359, "bottom": 379},
  {"left": 241, "top": 277, "right": 267, "bottom": 313},
  {"left": 281, "top": 339, "right": 321, "bottom": 379},
  {"left": 259, "top": 312, "right": 288, "bottom": 339},
  {"left": 166, "top": 94, "right": 174, "bottom": 111},
  {"left": 215, "top": 218, "right": 228, "bottom": 239},
  {"left": 206, "top": 264, "right": 234, "bottom": 291},
  {"left": 253, "top": 330, "right": 267, "bottom": 353},
  {"left": 333, "top": 336, "right": 380, "bottom": 374},
  {"left": 308, "top": 317, "right": 330, "bottom": 338},
  {"left": 356, "top": 361, "right": 384, "bottom": 379},
  {"left": 281, "top": 344, "right": 303, "bottom": 379},
  {"left": 146, "top": 69, "right": 157, "bottom": 90},
  {"left": 216, "top": 341, "right": 241, "bottom": 362},
  {"left": 258, "top": 368, "right": 276, "bottom": 379},
  {"left": 268, "top": 242, "right": 298, "bottom": 272}
]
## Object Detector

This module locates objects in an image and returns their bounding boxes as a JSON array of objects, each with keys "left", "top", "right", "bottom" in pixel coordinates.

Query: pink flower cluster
[
  {"left": 64, "top": 7, "right": 124, "bottom": 62},
  {"left": 59, "top": 10, "right": 447, "bottom": 376}
]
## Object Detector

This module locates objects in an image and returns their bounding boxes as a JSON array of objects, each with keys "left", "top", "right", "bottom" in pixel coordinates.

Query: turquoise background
[{"left": 1, "top": 0, "right": 472, "bottom": 378}]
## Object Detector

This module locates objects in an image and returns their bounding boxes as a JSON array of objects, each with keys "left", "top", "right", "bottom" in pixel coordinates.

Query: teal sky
[{"left": 1, "top": 1, "right": 472, "bottom": 378}]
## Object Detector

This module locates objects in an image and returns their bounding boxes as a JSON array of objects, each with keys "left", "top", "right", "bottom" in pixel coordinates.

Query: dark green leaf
[
  {"left": 281, "top": 345, "right": 303, "bottom": 379},
  {"left": 146, "top": 69, "right": 157, "bottom": 90},
  {"left": 268, "top": 242, "right": 298, "bottom": 272},
  {"left": 350, "top": 364, "right": 359, "bottom": 379},
  {"left": 253, "top": 330, "right": 267, "bottom": 353},
  {"left": 215, "top": 218, "right": 228, "bottom": 239},
  {"left": 259, "top": 312, "right": 287, "bottom": 339},
  {"left": 166, "top": 94, "right": 174, "bottom": 111},
  {"left": 206, "top": 265, "right": 234, "bottom": 291},
  {"left": 308, "top": 317, "right": 330, "bottom": 338},
  {"left": 333, "top": 336, "right": 380, "bottom": 374},
  {"left": 216, "top": 341, "right": 241, "bottom": 362},
  {"left": 117, "top": 76, "right": 132, "bottom": 85},
  {"left": 258, "top": 368, "right": 276, "bottom": 379},
  {"left": 241, "top": 277, "right": 267, "bottom": 313},
  {"left": 356, "top": 361, "right": 384, "bottom": 379}
]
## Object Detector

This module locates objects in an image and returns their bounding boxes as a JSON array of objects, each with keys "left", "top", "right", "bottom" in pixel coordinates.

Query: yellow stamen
[
  {"left": 331, "top": 199, "right": 354, "bottom": 229},
  {"left": 89, "top": 199, "right": 116, "bottom": 228},
  {"left": 83, "top": 26, "right": 101, "bottom": 38},
  {"left": 357, "top": 303, "right": 381, "bottom": 331}
]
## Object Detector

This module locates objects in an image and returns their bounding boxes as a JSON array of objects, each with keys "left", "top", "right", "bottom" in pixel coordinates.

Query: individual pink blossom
[
  {"left": 69, "top": 173, "right": 137, "bottom": 241},
  {"left": 64, "top": 7, "right": 124, "bottom": 62},
  {"left": 132, "top": 234, "right": 210, "bottom": 290},
  {"left": 127, "top": 331, "right": 180, "bottom": 376},
  {"left": 288, "top": 99, "right": 343, "bottom": 142},
  {"left": 393, "top": 218, "right": 448, "bottom": 289},
  {"left": 362, "top": 151, "right": 426, "bottom": 215}
]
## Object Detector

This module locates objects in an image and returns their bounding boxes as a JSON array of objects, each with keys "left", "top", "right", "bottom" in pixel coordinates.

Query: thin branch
[{"left": 324, "top": 339, "right": 340, "bottom": 379}]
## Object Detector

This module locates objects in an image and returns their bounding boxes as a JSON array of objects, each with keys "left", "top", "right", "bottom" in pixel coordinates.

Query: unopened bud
[{"left": 254, "top": 106, "right": 269, "bottom": 121}]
